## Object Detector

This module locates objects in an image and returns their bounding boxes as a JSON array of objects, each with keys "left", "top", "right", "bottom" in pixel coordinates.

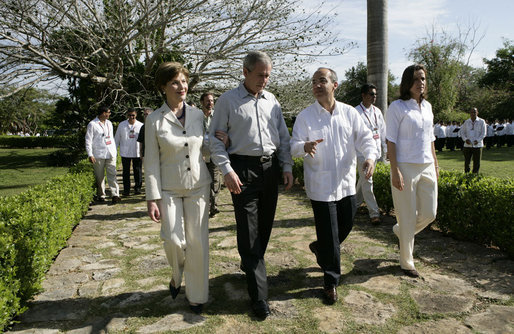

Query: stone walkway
[{"left": 7, "top": 185, "right": 514, "bottom": 333}]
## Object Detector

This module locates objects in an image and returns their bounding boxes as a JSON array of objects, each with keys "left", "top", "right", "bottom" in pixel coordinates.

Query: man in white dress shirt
[
  {"left": 354, "top": 83, "right": 386, "bottom": 225},
  {"left": 85, "top": 105, "right": 121, "bottom": 203},
  {"left": 460, "top": 107, "right": 487, "bottom": 173},
  {"left": 291, "top": 68, "right": 378, "bottom": 305},
  {"left": 115, "top": 108, "right": 144, "bottom": 195}
]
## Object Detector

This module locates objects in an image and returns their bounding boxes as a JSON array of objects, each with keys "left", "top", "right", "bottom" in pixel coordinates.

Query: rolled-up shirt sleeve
[{"left": 209, "top": 94, "right": 233, "bottom": 176}]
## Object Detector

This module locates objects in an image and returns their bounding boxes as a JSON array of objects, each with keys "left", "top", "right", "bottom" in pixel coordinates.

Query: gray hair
[
  {"left": 243, "top": 51, "right": 272, "bottom": 72},
  {"left": 316, "top": 67, "right": 338, "bottom": 83}
]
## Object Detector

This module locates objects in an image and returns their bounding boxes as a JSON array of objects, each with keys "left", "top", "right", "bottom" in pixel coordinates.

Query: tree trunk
[{"left": 367, "top": 0, "right": 388, "bottom": 113}]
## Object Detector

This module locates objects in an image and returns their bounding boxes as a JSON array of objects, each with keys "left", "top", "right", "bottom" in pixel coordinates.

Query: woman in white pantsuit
[
  {"left": 385, "top": 64, "right": 439, "bottom": 278},
  {"left": 145, "top": 62, "right": 211, "bottom": 313}
]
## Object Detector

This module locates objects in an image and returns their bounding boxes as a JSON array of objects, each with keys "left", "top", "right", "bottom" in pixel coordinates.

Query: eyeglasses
[
  {"left": 368, "top": 92, "right": 377, "bottom": 96},
  {"left": 128, "top": 114, "right": 137, "bottom": 118}
]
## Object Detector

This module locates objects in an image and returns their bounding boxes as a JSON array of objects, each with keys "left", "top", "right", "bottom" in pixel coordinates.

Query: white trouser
[
  {"left": 93, "top": 156, "right": 119, "bottom": 198},
  {"left": 355, "top": 157, "right": 379, "bottom": 218},
  {"left": 159, "top": 185, "right": 210, "bottom": 304},
  {"left": 391, "top": 162, "right": 437, "bottom": 270}
]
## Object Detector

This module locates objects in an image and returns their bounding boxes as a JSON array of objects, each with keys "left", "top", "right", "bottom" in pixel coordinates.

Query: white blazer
[
  {"left": 85, "top": 117, "right": 117, "bottom": 159},
  {"left": 144, "top": 102, "right": 211, "bottom": 201}
]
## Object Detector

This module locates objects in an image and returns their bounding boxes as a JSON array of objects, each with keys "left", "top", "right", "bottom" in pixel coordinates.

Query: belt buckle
[{"left": 260, "top": 155, "right": 271, "bottom": 163}]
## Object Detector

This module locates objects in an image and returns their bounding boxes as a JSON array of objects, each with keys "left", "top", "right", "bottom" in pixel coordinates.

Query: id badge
[
  {"left": 373, "top": 130, "right": 379, "bottom": 140},
  {"left": 129, "top": 130, "right": 135, "bottom": 139},
  {"left": 105, "top": 136, "right": 112, "bottom": 145}
]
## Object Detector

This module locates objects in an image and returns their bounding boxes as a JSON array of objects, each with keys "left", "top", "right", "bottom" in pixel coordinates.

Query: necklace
[{"left": 177, "top": 103, "right": 186, "bottom": 120}]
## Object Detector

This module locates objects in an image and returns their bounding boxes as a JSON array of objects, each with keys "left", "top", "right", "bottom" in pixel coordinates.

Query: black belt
[{"left": 229, "top": 153, "right": 275, "bottom": 163}]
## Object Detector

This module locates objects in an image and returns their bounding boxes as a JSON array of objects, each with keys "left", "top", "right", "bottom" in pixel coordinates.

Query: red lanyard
[{"left": 360, "top": 104, "right": 378, "bottom": 129}]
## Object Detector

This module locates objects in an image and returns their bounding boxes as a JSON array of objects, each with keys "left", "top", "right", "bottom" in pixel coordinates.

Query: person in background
[
  {"left": 85, "top": 105, "right": 121, "bottom": 204},
  {"left": 386, "top": 64, "right": 438, "bottom": 278},
  {"left": 145, "top": 62, "right": 211, "bottom": 314},
  {"left": 291, "top": 68, "right": 378, "bottom": 305},
  {"left": 460, "top": 107, "right": 487, "bottom": 173},
  {"left": 200, "top": 92, "right": 222, "bottom": 218},
  {"left": 115, "top": 108, "right": 144, "bottom": 196},
  {"left": 354, "top": 83, "right": 386, "bottom": 225},
  {"left": 209, "top": 51, "right": 293, "bottom": 319},
  {"left": 137, "top": 107, "right": 154, "bottom": 159}
]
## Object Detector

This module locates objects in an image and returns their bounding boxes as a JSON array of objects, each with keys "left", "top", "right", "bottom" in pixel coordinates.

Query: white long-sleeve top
[
  {"left": 460, "top": 117, "right": 487, "bottom": 148},
  {"left": 85, "top": 117, "right": 117, "bottom": 159},
  {"left": 385, "top": 98, "right": 435, "bottom": 163},
  {"left": 115, "top": 119, "right": 143, "bottom": 158},
  {"left": 291, "top": 100, "right": 378, "bottom": 202},
  {"left": 355, "top": 103, "right": 386, "bottom": 159}
]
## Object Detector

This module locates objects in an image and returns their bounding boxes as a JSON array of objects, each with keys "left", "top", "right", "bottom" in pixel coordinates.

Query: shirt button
[
  {"left": 187, "top": 167, "right": 191, "bottom": 171},
  {"left": 186, "top": 155, "right": 189, "bottom": 158},
  {"left": 183, "top": 131, "right": 186, "bottom": 134},
  {"left": 184, "top": 143, "right": 188, "bottom": 147}
]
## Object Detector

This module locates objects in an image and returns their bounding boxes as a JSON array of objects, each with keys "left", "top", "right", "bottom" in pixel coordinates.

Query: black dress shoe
[
  {"left": 96, "top": 197, "right": 106, "bottom": 203},
  {"left": 309, "top": 241, "right": 320, "bottom": 263},
  {"left": 169, "top": 281, "right": 181, "bottom": 299},
  {"left": 402, "top": 269, "right": 420, "bottom": 278},
  {"left": 323, "top": 286, "right": 337, "bottom": 305},
  {"left": 189, "top": 303, "right": 203, "bottom": 314},
  {"left": 252, "top": 300, "right": 270, "bottom": 319},
  {"left": 112, "top": 196, "right": 121, "bottom": 204},
  {"left": 134, "top": 189, "right": 142, "bottom": 195},
  {"left": 209, "top": 208, "right": 220, "bottom": 218}
]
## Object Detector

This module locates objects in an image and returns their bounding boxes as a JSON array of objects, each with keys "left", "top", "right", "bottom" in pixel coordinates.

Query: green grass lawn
[
  {"left": 436, "top": 146, "right": 514, "bottom": 179},
  {"left": 0, "top": 148, "right": 69, "bottom": 197}
]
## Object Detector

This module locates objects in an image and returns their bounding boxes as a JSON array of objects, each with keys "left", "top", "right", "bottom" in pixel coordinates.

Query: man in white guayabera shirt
[
  {"left": 460, "top": 107, "right": 486, "bottom": 173},
  {"left": 291, "top": 67, "right": 378, "bottom": 305},
  {"left": 354, "top": 83, "right": 386, "bottom": 225}
]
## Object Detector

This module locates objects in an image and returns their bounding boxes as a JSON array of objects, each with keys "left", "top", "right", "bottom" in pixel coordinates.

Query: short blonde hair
[{"left": 154, "top": 62, "right": 189, "bottom": 92}]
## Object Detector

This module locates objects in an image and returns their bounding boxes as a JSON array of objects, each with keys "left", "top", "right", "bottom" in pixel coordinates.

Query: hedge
[
  {"left": 294, "top": 159, "right": 514, "bottom": 258},
  {"left": 0, "top": 135, "right": 74, "bottom": 148},
  {"left": 0, "top": 159, "right": 94, "bottom": 331}
]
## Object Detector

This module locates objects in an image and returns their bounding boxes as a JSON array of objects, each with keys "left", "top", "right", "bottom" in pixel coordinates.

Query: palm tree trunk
[{"left": 367, "top": 0, "right": 388, "bottom": 113}]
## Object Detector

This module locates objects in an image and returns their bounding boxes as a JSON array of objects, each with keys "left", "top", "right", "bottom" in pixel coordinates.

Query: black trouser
[
  {"left": 121, "top": 157, "right": 142, "bottom": 193},
  {"left": 230, "top": 154, "right": 280, "bottom": 302},
  {"left": 311, "top": 195, "right": 356, "bottom": 288},
  {"left": 206, "top": 161, "right": 221, "bottom": 213},
  {"left": 463, "top": 147, "right": 482, "bottom": 173}
]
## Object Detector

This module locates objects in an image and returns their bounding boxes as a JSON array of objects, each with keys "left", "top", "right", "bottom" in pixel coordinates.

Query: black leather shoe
[
  {"left": 112, "top": 196, "right": 121, "bottom": 204},
  {"left": 323, "top": 286, "right": 337, "bottom": 305},
  {"left": 309, "top": 241, "right": 320, "bottom": 263},
  {"left": 134, "top": 189, "right": 141, "bottom": 195},
  {"left": 189, "top": 303, "right": 203, "bottom": 314},
  {"left": 169, "top": 281, "right": 181, "bottom": 299},
  {"left": 252, "top": 300, "right": 270, "bottom": 319},
  {"left": 402, "top": 269, "right": 420, "bottom": 278},
  {"left": 209, "top": 208, "right": 220, "bottom": 218}
]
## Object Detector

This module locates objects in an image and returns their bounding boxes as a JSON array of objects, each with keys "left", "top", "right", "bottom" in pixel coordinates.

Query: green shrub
[
  {"left": 293, "top": 158, "right": 514, "bottom": 258},
  {"left": 0, "top": 159, "right": 94, "bottom": 331},
  {"left": 0, "top": 135, "right": 74, "bottom": 148}
]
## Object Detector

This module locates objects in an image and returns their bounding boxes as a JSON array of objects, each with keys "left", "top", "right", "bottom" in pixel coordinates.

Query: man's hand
[
  {"left": 88, "top": 156, "right": 96, "bottom": 164},
  {"left": 473, "top": 140, "right": 478, "bottom": 145},
  {"left": 304, "top": 139, "right": 324, "bottom": 157},
  {"left": 215, "top": 130, "right": 230, "bottom": 149},
  {"left": 283, "top": 171, "right": 293, "bottom": 190},
  {"left": 362, "top": 159, "right": 375, "bottom": 179},
  {"left": 391, "top": 167, "right": 404, "bottom": 191},
  {"left": 147, "top": 200, "right": 161, "bottom": 223},
  {"left": 224, "top": 171, "right": 243, "bottom": 194},
  {"left": 465, "top": 139, "right": 472, "bottom": 145}
]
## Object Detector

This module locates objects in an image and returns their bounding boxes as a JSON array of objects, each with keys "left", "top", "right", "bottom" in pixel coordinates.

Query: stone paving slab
[{"left": 7, "top": 186, "right": 514, "bottom": 333}]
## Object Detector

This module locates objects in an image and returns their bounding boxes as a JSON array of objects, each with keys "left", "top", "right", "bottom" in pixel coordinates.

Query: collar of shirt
[
  {"left": 313, "top": 99, "right": 340, "bottom": 116},
  {"left": 237, "top": 81, "right": 269, "bottom": 100}
]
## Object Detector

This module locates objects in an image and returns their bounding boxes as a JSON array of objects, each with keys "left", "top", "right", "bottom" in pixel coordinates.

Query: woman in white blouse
[
  {"left": 145, "top": 62, "right": 211, "bottom": 313},
  {"left": 385, "top": 64, "right": 439, "bottom": 278}
]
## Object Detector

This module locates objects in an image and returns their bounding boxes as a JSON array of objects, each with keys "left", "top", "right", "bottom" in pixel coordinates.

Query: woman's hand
[
  {"left": 147, "top": 200, "right": 161, "bottom": 223},
  {"left": 391, "top": 167, "right": 404, "bottom": 191}
]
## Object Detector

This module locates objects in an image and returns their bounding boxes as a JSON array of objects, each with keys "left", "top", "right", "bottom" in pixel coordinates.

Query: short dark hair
[
  {"left": 200, "top": 92, "right": 214, "bottom": 102},
  {"left": 97, "top": 105, "right": 110, "bottom": 116},
  {"left": 361, "top": 83, "right": 377, "bottom": 95},
  {"left": 126, "top": 107, "right": 137, "bottom": 114},
  {"left": 154, "top": 62, "right": 189, "bottom": 93},
  {"left": 399, "top": 64, "right": 427, "bottom": 101}
]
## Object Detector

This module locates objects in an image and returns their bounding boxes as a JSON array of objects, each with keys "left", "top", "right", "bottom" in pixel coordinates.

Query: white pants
[
  {"left": 93, "top": 156, "right": 119, "bottom": 198},
  {"left": 159, "top": 185, "right": 210, "bottom": 304},
  {"left": 391, "top": 162, "right": 437, "bottom": 270},
  {"left": 355, "top": 157, "right": 379, "bottom": 218}
]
